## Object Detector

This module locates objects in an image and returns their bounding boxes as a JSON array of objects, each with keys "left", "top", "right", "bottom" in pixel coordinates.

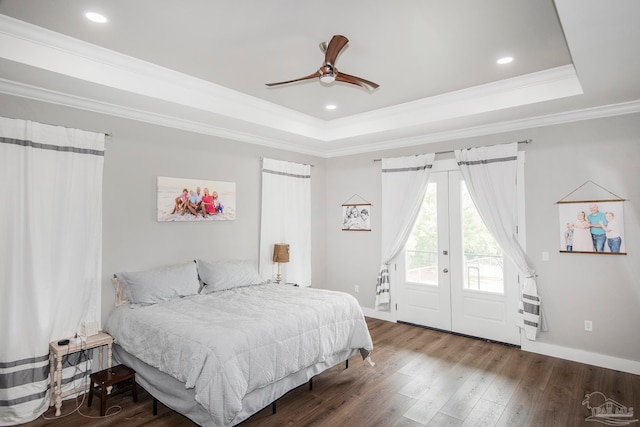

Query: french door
[{"left": 396, "top": 162, "right": 520, "bottom": 345}]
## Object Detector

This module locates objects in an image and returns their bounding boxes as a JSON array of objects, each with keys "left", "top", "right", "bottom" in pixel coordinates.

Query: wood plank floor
[{"left": 25, "top": 318, "right": 639, "bottom": 426}]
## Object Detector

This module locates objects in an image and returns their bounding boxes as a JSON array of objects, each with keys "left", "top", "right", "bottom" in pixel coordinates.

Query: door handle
[{"left": 443, "top": 268, "right": 449, "bottom": 273}]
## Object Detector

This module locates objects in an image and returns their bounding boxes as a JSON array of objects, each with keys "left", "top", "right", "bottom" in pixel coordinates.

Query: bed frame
[{"left": 113, "top": 344, "right": 357, "bottom": 426}]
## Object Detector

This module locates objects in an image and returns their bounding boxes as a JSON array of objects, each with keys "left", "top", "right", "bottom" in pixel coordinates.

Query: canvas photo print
[
  {"left": 558, "top": 200, "right": 625, "bottom": 254},
  {"left": 157, "top": 176, "right": 236, "bottom": 222}
]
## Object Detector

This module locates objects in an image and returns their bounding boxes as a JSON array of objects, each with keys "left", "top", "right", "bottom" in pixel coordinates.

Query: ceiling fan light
[{"left": 320, "top": 74, "right": 336, "bottom": 84}]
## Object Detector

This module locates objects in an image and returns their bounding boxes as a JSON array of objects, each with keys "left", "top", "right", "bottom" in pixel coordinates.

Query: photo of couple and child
[
  {"left": 560, "top": 201, "right": 625, "bottom": 254},
  {"left": 342, "top": 204, "right": 371, "bottom": 231},
  {"left": 157, "top": 176, "right": 236, "bottom": 222}
]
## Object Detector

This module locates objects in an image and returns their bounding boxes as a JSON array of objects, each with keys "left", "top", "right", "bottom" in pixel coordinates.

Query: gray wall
[
  {"left": 325, "top": 113, "right": 640, "bottom": 364},
  {"left": 100, "top": 123, "right": 328, "bottom": 325},
  {"left": 0, "top": 94, "right": 327, "bottom": 328},
  {"left": 3, "top": 93, "right": 639, "bottom": 366}
]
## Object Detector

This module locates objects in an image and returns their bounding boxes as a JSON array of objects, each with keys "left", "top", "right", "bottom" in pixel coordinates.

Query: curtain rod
[
  {"left": 4, "top": 116, "right": 112, "bottom": 137},
  {"left": 260, "top": 157, "right": 314, "bottom": 167},
  {"left": 372, "top": 139, "right": 532, "bottom": 162}
]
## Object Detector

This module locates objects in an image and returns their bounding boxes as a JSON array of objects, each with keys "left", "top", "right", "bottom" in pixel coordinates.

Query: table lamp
[{"left": 272, "top": 243, "right": 289, "bottom": 284}]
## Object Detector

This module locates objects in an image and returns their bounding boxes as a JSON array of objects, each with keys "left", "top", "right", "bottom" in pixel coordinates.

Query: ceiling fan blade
[
  {"left": 324, "top": 35, "right": 349, "bottom": 66},
  {"left": 265, "top": 71, "right": 320, "bottom": 87},
  {"left": 335, "top": 72, "right": 379, "bottom": 91}
]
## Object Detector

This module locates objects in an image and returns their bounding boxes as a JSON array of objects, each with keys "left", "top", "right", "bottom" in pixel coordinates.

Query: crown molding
[
  {"left": 323, "top": 65, "right": 583, "bottom": 141},
  {"left": 2, "top": 14, "right": 638, "bottom": 158},
  {"left": 2, "top": 76, "right": 639, "bottom": 158},
  {"left": 321, "top": 100, "right": 640, "bottom": 157},
  {"left": 1, "top": 14, "right": 584, "bottom": 144},
  {"left": 0, "top": 78, "right": 327, "bottom": 157},
  {"left": 0, "top": 14, "right": 325, "bottom": 139}
]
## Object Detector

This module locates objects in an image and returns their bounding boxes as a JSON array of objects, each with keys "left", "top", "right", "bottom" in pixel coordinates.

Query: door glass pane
[
  {"left": 461, "top": 182, "right": 504, "bottom": 293},
  {"left": 406, "top": 182, "right": 438, "bottom": 285}
]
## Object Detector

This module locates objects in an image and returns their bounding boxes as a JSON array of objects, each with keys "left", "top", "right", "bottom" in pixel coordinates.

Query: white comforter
[{"left": 104, "top": 283, "right": 373, "bottom": 426}]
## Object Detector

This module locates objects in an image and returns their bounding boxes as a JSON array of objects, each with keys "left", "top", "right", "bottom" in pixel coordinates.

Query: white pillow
[
  {"left": 197, "top": 259, "right": 265, "bottom": 293},
  {"left": 115, "top": 261, "right": 200, "bottom": 306}
]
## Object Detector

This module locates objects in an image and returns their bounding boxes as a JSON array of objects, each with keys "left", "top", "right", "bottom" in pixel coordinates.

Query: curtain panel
[
  {"left": 376, "top": 153, "right": 435, "bottom": 311},
  {"left": 259, "top": 158, "right": 311, "bottom": 287},
  {"left": 0, "top": 118, "right": 104, "bottom": 424},
  {"left": 454, "top": 142, "right": 545, "bottom": 340}
]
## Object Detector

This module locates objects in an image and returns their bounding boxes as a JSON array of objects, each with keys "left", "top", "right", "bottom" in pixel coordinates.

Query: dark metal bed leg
[
  {"left": 272, "top": 401, "right": 276, "bottom": 414},
  {"left": 346, "top": 359, "right": 349, "bottom": 369},
  {"left": 309, "top": 377, "right": 313, "bottom": 391},
  {"left": 152, "top": 397, "right": 158, "bottom": 415}
]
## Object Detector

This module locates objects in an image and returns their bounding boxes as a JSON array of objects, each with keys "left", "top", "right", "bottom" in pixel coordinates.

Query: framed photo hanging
[
  {"left": 342, "top": 204, "right": 371, "bottom": 231},
  {"left": 157, "top": 176, "right": 236, "bottom": 222},
  {"left": 558, "top": 200, "right": 626, "bottom": 254},
  {"left": 341, "top": 193, "right": 372, "bottom": 231}
]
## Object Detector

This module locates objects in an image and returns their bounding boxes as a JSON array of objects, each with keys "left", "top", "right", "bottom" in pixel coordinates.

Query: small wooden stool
[{"left": 87, "top": 364, "right": 138, "bottom": 416}]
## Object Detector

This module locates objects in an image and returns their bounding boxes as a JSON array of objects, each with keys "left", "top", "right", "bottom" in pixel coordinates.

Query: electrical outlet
[
  {"left": 354, "top": 285, "right": 359, "bottom": 293},
  {"left": 584, "top": 320, "right": 593, "bottom": 331}
]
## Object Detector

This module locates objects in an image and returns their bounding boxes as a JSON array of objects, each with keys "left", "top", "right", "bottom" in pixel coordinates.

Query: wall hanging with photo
[
  {"left": 557, "top": 181, "right": 626, "bottom": 255},
  {"left": 341, "top": 194, "right": 371, "bottom": 231},
  {"left": 157, "top": 176, "right": 236, "bottom": 222}
]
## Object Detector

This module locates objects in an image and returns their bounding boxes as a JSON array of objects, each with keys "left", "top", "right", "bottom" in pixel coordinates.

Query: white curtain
[
  {"left": 259, "top": 158, "right": 311, "bottom": 287},
  {"left": 376, "top": 154, "right": 435, "bottom": 311},
  {"left": 0, "top": 118, "right": 104, "bottom": 424},
  {"left": 454, "top": 142, "right": 545, "bottom": 341}
]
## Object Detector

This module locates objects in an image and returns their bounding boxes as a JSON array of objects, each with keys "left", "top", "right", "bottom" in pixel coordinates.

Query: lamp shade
[{"left": 272, "top": 244, "right": 290, "bottom": 263}]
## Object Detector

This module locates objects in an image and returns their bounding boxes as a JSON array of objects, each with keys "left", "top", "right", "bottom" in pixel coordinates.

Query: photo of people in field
[{"left": 157, "top": 176, "right": 236, "bottom": 222}]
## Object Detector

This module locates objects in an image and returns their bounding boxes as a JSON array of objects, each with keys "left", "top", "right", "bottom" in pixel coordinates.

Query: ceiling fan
[{"left": 266, "top": 35, "right": 379, "bottom": 91}]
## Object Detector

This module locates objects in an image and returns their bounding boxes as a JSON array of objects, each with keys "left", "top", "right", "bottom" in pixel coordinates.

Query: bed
[{"left": 103, "top": 260, "right": 373, "bottom": 426}]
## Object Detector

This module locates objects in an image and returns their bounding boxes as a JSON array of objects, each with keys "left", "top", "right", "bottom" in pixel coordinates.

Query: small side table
[
  {"left": 87, "top": 365, "right": 138, "bottom": 416},
  {"left": 49, "top": 331, "right": 113, "bottom": 416}
]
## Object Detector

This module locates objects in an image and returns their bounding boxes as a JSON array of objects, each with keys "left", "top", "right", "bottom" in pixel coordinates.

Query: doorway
[{"left": 396, "top": 161, "right": 520, "bottom": 345}]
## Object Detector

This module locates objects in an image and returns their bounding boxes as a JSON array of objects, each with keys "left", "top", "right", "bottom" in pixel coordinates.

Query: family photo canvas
[
  {"left": 558, "top": 200, "right": 625, "bottom": 254},
  {"left": 157, "top": 176, "right": 236, "bottom": 222}
]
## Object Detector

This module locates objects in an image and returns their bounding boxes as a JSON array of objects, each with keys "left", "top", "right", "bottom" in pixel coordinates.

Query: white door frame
[{"left": 393, "top": 157, "right": 525, "bottom": 346}]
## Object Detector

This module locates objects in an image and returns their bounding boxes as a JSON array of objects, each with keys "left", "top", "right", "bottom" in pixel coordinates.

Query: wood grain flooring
[{"left": 24, "top": 318, "right": 639, "bottom": 426}]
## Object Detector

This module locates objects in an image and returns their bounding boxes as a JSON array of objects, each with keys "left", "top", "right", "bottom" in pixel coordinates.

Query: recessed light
[
  {"left": 85, "top": 12, "right": 108, "bottom": 23},
  {"left": 497, "top": 56, "right": 514, "bottom": 65},
  {"left": 325, "top": 104, "right": 337, "bottom": 110}
]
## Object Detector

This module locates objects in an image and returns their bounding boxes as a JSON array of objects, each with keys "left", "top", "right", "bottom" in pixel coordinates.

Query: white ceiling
[{"left": 0, "top": 0, "right": 639, "bottom": 157}]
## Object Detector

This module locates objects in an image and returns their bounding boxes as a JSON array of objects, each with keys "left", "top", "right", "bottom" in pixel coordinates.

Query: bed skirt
[{"left": 113, "top": 344, "right": 358, "bottom": 426}]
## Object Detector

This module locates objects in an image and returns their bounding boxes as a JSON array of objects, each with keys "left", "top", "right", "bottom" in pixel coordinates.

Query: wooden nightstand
[
  {"left": 88, "top": 365, "right": 138, "bottom": 416},
  {"left": 49, "top": 331, "right": 113, "bottom": 416}
]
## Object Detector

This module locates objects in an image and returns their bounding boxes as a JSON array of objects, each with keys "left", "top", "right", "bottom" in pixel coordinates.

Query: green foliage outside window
[{"left": 461, "top": 183, "right": 502, "bottom": 257}]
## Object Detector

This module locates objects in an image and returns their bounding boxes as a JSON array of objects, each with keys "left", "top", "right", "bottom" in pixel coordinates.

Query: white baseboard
[
  {"left": 361, "top": 306, "right": 640, "bottom": 375},
  {"left": 521, "top": 340, "right": 640, "bottom": 375},
  {"left": 362, "top": 307, "right": 397, "bottom": 323}
]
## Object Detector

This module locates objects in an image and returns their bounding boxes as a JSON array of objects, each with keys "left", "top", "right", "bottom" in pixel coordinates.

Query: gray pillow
[
  {"left": 116, "top": 261, "right": 200, "bottom": 306},
  {"left": 197, "top": 259, "right": 265, "bottom": 293}
]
